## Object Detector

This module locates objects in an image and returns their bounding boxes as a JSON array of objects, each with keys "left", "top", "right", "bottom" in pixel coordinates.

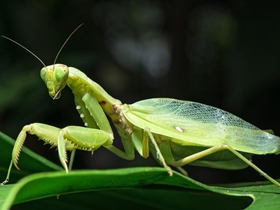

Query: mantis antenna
[
  {"left": 2, "top": 23, "right": 84, "bottom": 66},
  {"left": 53, "top": 23, "right": 84, "bottom": 65},
  {"left": 2, "top": 35, "right": 46, "bottom": 67}
]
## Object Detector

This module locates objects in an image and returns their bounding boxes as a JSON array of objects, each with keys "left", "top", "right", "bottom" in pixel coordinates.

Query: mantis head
[
  {"left": 40, "top": 64, "right": 69, "bottom": 99},
  {"left": 2, "top": 24, "right": 83, "bottom": 101}
]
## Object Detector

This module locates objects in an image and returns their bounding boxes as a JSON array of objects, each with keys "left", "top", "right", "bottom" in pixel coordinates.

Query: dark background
[{"left": 1, "top": 0, "right": 280, "bottom": 184}]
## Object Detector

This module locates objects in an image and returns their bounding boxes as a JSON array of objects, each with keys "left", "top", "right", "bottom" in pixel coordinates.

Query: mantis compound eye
[
  {"left": 54, "top": 64, "right": 69, "bottom": 82},
  {"left": 40, "top": 68, "right": 46, "bottom": 81}
]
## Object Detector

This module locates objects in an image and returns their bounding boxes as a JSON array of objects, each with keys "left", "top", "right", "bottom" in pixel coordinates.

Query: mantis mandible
[{"left": 2, "top": 25, "right": 280, "bottom": 186}]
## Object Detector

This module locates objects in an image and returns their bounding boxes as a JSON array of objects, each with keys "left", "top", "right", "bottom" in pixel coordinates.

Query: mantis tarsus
[{"left": 2, "top": 25, "right": 280, "bottom": 187}]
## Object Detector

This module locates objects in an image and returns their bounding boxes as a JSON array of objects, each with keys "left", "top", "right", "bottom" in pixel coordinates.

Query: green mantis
[{"left": 2, "top": 26, "right": 280, "bottom": 187}]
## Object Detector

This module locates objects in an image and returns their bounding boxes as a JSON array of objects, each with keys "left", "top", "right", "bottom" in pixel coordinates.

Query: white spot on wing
[
  {"left": 80, "top": 114, "right": 84, "bottom": 118},
  {"left": 76, "top": 105, "right": 81, "bottom": 110},
  {"left": 174, "top": 126, "right": 184, "bottom": 132}
]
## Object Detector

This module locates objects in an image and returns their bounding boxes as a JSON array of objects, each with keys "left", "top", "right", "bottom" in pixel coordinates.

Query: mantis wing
[{"left": 123, "top": 98, "right": 280, "bottom": 155}]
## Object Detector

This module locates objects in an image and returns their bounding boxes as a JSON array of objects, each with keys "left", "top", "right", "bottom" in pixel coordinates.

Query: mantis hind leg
[{"left": 172, "top": 144, "right": 280, "bottom": 186}]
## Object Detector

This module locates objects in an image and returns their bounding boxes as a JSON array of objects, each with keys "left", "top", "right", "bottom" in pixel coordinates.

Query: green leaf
[{"left": 0, "top": 132, "right": 280, "bottom": 210}]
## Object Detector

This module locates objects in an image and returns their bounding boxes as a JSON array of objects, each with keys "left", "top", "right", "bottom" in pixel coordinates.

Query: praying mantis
[{"left": 2, "top": 25, "right": 280, "bottom": 186}]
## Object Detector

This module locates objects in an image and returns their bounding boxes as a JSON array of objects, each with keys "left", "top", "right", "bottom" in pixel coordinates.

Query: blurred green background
[{"left": 1, "top": 0, "right": 280, "bottom": 184}]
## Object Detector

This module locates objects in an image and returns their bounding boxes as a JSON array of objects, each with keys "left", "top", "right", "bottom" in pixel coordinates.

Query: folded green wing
[{"left": 122, "top": 98, "right": 280, "bottom": 155}]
